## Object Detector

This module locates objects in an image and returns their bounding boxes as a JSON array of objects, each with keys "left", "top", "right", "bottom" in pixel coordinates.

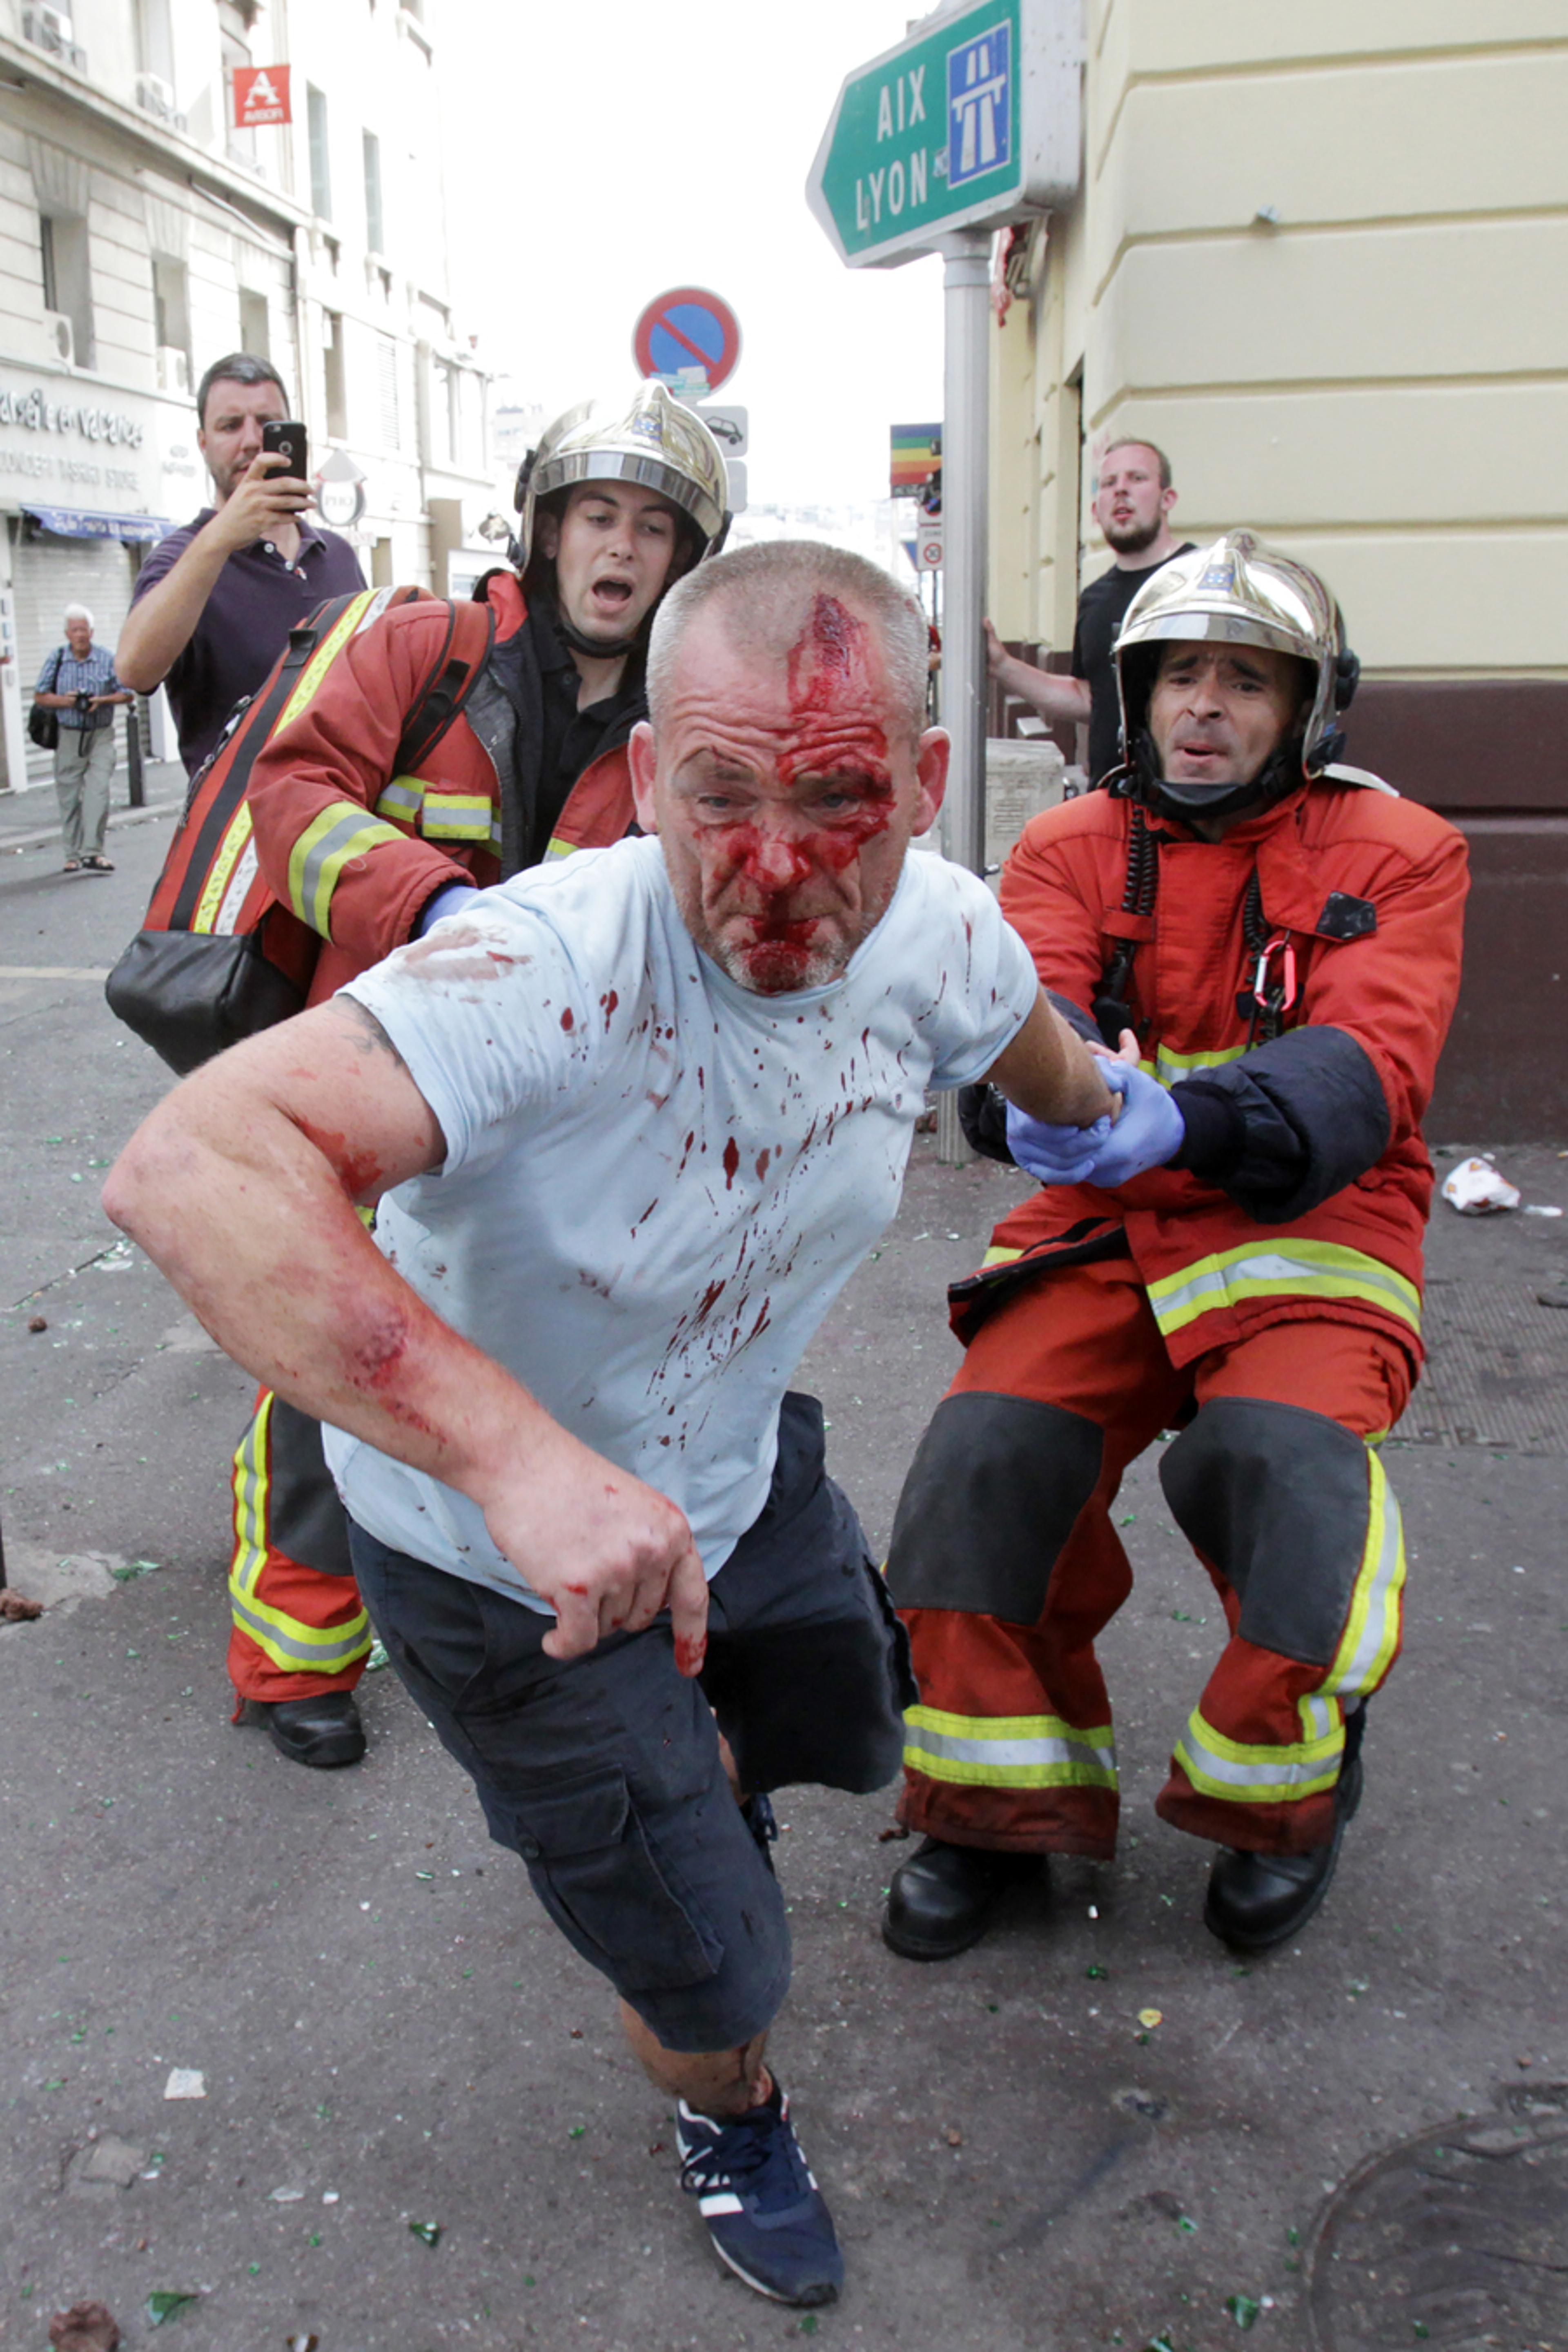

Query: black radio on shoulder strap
[{"left": 1091, "top": 800, "right": 1158, "bottom": 1046}]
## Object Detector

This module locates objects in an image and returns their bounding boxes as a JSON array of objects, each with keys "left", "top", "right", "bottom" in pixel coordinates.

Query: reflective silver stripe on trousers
[
  {"left": 906, "top": 1723, "right": 1118, "bottom": 1777},
  {"left": 1325, "top": 1462, "right": 1404, "bottom": 1698},
  {"left": 1176, "top": 1719, "right": 1340, "bottom": 1792},
  {"left": 1152, "top": 1250, "right": 1417, "bottom": 1324},
  {"left": 229, "top": 1589, "right": 371, "bottom": 1668}
]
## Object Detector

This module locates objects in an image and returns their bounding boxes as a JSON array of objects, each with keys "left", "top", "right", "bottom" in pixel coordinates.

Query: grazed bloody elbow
[{"left": 296, "top": 1116, "right": 384, "bottom": 1200}]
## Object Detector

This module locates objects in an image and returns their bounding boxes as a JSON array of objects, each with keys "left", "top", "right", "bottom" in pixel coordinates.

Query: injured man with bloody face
[{"left": 102, "top": 538, "right": 1118, "bottom": 2310}]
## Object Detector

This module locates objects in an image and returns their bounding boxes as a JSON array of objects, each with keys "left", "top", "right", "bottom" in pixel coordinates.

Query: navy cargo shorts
[{"left": 348, "top": 1394, "right": 914, "bottom": 2053}]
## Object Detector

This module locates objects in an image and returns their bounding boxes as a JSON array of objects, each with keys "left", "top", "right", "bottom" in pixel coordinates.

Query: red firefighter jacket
[
  {"left": 245, "top": 571, "right": 636, "bottom": 1007},
  {"left": 980, "top": 774, "right": 1469, "bottom": 1371}
]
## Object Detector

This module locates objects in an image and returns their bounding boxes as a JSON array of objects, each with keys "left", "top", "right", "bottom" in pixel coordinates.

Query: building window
[
  {"left": 153, "top": 254, "right": 192, "bottom": 362},
  {"left": 40, "top": 212, "right": 94, "bottom": 368},
  {"left": 307, "top": 85, "right": 332, "bottom": 220},
  {"left": 239, "top": 286, "right": 269, "bottom": 357},
  {"left": 456, "top": 367, "right": 483, "bottom": 473},
  {"left": 430, "top": 359, "right": 454, "bottom": 468},
  {"left": 218, "top": 0, "right": 256, "bottom": 167},
  {"left": 135, "top": 0, "right": 174, "bottom": 85},
  {"left": 323, "top": 309, "right": 347, "bottom": 438},
  {"left": 362, "top": 129, "right": 383, "bottom": 255},
  {"left": 376, "top": 334, "right": 400, "bottom": 448}
]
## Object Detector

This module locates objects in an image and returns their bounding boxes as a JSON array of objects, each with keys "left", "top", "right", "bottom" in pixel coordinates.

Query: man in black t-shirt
[{"left": 985, "top": 438, "right": 1194, "bottom": 786}]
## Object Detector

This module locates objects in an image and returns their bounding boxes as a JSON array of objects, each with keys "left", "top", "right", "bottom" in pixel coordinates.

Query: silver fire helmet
[
  {"left": 514, "top": 381, "right": 730, "bottom": 570},
  {"left": 1114, "top": 531, "right": 1360, "bottom": 816}
]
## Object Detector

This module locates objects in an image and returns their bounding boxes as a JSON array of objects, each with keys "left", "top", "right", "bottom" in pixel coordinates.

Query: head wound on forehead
[{"left": 647, "top": 539, "right": 927, "bottom": 740}]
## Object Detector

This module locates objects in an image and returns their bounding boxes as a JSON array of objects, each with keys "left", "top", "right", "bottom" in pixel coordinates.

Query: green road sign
[{"left": 807, "top": 0, "right": 1082, "bottom": 269}]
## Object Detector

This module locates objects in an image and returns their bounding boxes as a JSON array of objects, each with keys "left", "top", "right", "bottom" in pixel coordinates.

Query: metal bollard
[
  {"left": 125, "top": 700, "right": 145, "bottom": 809},
  {"left": 935, "top": 1091, "right": 972, "bottom": 1167}
]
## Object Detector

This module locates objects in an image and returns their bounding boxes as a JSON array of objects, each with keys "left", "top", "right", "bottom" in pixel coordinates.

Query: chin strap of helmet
[
  {"left": 1128, "top": 727, "right": 1306, "bottom": 826},
  {"left": 550, "top": 606, "right": 645, "bottom": 662}
]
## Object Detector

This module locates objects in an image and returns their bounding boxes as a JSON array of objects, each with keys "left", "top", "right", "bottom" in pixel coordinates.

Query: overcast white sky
[{"left": 437, "top": 0, "right": 947, "bottom": 514}]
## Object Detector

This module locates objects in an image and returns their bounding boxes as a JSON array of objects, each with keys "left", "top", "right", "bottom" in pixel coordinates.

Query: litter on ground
[{"left": 1440, "top": 1156, "right": 1520, "bottom": 1213}]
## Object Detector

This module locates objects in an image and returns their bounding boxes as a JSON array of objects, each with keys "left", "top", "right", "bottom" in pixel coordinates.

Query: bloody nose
[{"left": 743, "top": 827, "right": 813, "bottom": 891}]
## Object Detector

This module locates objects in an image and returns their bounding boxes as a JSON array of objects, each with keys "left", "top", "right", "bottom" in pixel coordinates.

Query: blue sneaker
[{"left": 676, "top": 2080, "right": 842, "bottom": 2306}]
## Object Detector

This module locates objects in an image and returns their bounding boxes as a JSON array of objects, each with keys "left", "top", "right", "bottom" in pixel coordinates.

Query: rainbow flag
[{"left": 891, "top": 423, "right": 942, "bottom": 496}]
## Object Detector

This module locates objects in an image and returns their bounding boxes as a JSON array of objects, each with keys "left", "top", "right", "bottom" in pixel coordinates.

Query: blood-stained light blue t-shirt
[{"left": 323, "top": 835, "right": 1036, "bottom": 1608}]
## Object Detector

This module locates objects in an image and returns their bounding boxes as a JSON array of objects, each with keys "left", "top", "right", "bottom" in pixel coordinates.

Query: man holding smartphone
[
  {"left": 116, "top": 352, "right": 367, "bottom": 1773},
  {"left": 118, "top": 352, "right": 364, "bottom": 776}
]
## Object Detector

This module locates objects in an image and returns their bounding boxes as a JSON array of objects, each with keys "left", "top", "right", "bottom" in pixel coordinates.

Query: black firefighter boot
[
  {"left": 1204, "top": 1703, "right": 1367, "bottom": 1953},
  {"left": 262, "top": 1690, "right": 366, "bottom": 1769},
  {"left": 882, "top": 1838, "right": 1044, "bottom": 1961}
]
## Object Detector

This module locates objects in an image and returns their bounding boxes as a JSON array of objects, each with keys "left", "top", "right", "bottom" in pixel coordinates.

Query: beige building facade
[{"left": 988, "top": 1, "right": 1568, "bottom": 1133}]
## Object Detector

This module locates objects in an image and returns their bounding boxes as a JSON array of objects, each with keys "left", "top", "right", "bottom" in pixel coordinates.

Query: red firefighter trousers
[
  {"left": 227, "top": 1388, "right": 371, "bottom": 1705},
  {"left": 897, "top": 1254, "right": 1414, "bottom": 1860}
]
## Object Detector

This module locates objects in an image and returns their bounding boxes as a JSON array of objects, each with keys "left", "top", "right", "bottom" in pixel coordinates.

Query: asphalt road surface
[{"left": 2, "top": 806, "right": 1564, "bottom": 2351}]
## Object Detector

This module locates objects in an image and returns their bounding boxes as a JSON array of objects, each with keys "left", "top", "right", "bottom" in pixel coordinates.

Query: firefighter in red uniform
[
  {"left": 882, "top": 533, "right": 1468, "bottom": 1957},
  {"left": 226, "top": 385, "right": 730, "bottom": 1768}
]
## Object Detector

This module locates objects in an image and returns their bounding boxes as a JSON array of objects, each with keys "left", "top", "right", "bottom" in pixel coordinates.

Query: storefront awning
[{"left": 20, "top": 505, "right": 171, "bottom": 544}]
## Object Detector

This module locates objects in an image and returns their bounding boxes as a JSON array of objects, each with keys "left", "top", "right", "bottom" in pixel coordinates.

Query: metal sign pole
[{"left": 935, "top": 226, "right": 991, "bottom": 1165}]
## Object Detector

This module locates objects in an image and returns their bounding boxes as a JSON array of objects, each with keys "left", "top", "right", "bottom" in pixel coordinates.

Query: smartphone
[{"left": 261, "top": 418, "right": 309, "bottom": 482}]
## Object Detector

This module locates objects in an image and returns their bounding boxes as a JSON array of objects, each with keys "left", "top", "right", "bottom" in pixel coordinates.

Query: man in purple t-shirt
[{"left": 118, "top": 352, "right": 364, "bottom": 776}]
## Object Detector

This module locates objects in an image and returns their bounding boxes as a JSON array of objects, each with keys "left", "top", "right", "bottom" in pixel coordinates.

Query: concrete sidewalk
[
  {"left": 1, "top": 815, "right": 1564, "bottom": 2352},
  {"left": 0, "top": 760, "right": 187, "bottom": 862}
]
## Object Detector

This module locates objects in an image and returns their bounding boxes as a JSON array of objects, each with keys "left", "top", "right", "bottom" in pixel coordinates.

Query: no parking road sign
[{"left": 633, "top": 287, "right": 742, "bottom": 399}]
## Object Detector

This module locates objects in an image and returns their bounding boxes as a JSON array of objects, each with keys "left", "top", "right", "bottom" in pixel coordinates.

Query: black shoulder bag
[{"left": 28, "top": 649, "right": 63, "bottom": 751}]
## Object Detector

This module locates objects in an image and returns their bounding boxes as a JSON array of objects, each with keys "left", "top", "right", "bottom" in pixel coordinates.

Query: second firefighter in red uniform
[{"left": 884, "top": 532, "right": 1468, "bottom": 1959}]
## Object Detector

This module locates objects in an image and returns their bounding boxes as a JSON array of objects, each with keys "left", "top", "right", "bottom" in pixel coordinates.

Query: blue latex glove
[
  {"left": 1004, "top": 1097, "right": 1116, "bottom": 1184},
  {"left": 415, "top": 881, "right": 478, "bottom": 937},
  {"left": 1006, "top": 1060, "right": 1186, "bottom": 1188}
]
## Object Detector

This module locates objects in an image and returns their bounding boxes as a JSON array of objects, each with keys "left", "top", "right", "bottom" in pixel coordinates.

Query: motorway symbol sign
[
  {"left": 633, "top": 288, "right": 742, "bottom": 398},
  {"left": 807, "top": 0, "right": 1082, "bottom": 268}
]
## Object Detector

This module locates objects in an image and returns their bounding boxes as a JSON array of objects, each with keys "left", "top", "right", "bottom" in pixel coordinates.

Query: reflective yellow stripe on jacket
[
  {"left": 372, "top": 774, "right": 497, "bottom": 844},
  {"left": 420, "top": 789, "right": 494, "bottom": 843},
  {"left": 267, "top": 592, "right": 412, "bottom": 937},
  {"left": 1137, "top": 1042, "right": 1247, "bottom": 1087},
  {"left": 373, "top": 775, "right": 424, "bottom": 826},
  {"left": 276, "top": 589, "right": 380, "bottom": 728},
  {"left": 287, "top": 801, "right": 411, "bottom": 938},
  {"left": 1147, "top": 1238, "right": 1421, "bottom": 1343},
  {"left": 229, "top": 1397, "right": 371, "bottom": 1674},
  {"left": 903, "top": 1705, "right": 1118, "bottom": 1791},
  {"left": 188, "top": 594, "right": 384, "bottom": 938},
  {"left": 1173, "top": 1450, "right": 1405, "bottom": 1804},
  {"left": 192, "top": 802, "right": 254, "bottom": 934}
]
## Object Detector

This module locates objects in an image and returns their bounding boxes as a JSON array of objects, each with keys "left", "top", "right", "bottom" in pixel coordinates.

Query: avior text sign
[{"left": 808, "top": 0, "right": 1081, "bottom": 268}]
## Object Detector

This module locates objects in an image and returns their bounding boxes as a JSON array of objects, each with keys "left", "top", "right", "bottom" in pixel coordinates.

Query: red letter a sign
[{"left": 234, "top": 64, "right": 292, "bottom": 128}]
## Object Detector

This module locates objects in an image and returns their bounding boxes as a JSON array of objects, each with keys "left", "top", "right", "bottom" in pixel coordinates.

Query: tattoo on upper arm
[{"left": 336, "top": 997, "right": 410, "bottom": 1074}]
